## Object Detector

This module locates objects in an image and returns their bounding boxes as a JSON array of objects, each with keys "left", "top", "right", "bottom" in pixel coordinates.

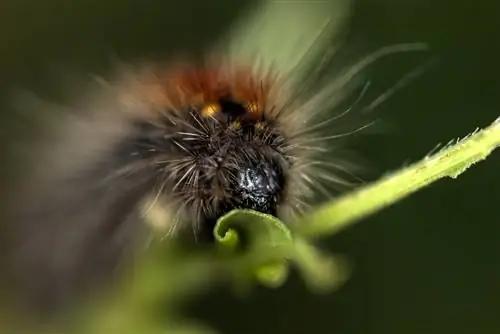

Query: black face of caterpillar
[{"left": 129, "top": 97, "right": 290, "bottom": 240}]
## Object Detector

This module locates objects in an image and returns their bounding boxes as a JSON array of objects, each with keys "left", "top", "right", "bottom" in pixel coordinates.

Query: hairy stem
[{"left": 297, "top": 116, "right": 500, "bottom": 238}]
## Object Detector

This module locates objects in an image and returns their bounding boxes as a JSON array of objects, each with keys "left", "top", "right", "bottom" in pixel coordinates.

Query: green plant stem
[{"left": 298, "top": 116, "right": 500, "bottom": 238}]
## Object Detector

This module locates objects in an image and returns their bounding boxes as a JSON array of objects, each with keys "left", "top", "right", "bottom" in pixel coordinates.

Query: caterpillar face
[{"left": 119, "top": 66, "right": 301, "bottom": 240}]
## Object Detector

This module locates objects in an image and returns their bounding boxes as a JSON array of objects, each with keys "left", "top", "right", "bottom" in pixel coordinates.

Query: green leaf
[
  {"left": 213, "top": 209, "right": 349, "bottom": 292},
  {"left": 214, "top": 209, "right": 294, "bottom": 289}
]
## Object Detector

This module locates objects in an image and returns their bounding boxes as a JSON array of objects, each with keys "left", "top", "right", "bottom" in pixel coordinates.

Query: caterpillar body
[{"left": 0, "top": 0, "right": 428, "bottom": 319}]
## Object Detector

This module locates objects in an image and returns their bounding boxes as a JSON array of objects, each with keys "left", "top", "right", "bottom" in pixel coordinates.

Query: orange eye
[
  {"left": 246, "top": 102, "right": 259, "bottom": 114},
  {"left": 201, "top": 103, "right": 220, "bottom": 117}
]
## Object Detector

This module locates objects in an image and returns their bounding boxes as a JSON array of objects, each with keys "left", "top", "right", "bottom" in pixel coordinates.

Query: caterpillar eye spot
[
  {"left": 246, "top": 102, "right": 259, "bottom": 114},
  {"left": 201, "top": 103, "right": 220, "bottom": 117}
]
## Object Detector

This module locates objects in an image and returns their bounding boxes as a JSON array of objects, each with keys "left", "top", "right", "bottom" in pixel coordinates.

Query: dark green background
[{"left": 1, "top": 0, "right": 499, "bottom": 333}]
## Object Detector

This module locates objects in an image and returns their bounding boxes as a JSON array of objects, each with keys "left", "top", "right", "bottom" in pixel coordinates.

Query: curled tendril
[{"left": 214, "top": 209, "right": 350, "bottom": 292}]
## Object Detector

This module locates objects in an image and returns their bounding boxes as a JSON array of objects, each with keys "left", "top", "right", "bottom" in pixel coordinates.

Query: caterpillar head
[{"left": 123, "top": 65, "right": 307, "bottom": 240}]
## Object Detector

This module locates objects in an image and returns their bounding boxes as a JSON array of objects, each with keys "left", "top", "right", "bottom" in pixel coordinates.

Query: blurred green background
[{"left": 1, "top": 0, "right": 499, "bottom": 333}]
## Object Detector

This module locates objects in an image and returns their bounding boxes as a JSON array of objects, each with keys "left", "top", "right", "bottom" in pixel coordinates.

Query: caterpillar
[{"left": 0, "top": 0, "right": 429, "bottom": 320}]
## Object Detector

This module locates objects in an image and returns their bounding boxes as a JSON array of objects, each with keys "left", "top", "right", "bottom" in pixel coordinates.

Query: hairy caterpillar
[{"left": 0, "top": 0, "right": 429, "bottom": 319}]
